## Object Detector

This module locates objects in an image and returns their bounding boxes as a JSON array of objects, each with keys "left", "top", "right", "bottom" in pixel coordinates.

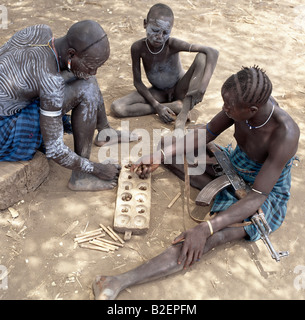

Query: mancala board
[{"left": 113, "top": 164, "right": 151, "bottom": 239}]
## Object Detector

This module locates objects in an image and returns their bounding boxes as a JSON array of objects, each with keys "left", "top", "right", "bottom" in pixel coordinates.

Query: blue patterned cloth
[
  {"left": 0, "top": 100, "right": 73, "bottom": 162},
  {"left": 211, "top": 145, "right": 294, "bottom": 241},
  {"left": 0, "top": 100, "right": 42, "bottom": 161}
]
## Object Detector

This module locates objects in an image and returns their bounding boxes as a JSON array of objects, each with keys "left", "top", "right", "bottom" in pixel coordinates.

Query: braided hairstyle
[{"left": 221, "top": 66, "right": 272, "bottom": 106}]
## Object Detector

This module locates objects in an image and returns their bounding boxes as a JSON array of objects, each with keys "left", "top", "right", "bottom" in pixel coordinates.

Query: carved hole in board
[{"left": 121, "top": 192, "right": 132, "bottom": 201}]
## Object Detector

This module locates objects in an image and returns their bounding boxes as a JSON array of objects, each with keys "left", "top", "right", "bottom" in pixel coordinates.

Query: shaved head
[
  {"left": 66, "top": 20, "right": 108, "bottom": 55},
  {"left": 147, "top": 3, "right": 174, "bottom": 21},
  {"left": 63, "top": 20, "right": 110, "bottom": 79}
]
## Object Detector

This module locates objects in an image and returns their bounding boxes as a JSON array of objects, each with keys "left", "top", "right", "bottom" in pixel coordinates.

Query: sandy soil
[{"left": 0, "top": 0, "right": 305, "bottom": 300}]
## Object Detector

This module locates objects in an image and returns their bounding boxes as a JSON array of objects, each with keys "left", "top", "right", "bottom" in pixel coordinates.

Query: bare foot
[
  {"left": 94, "top": 128, "right": 140, "bottom": 147},
  {"left": 92, "top": 276, "right": 122, "bottom": 300},
  {"left": 68, "top": 171, "right": 118, "bottom": 191},
  {"left": 175, "top": 111, "right": 188, "bottom": 132},
  {"left": 188, "top": 108, "right": 200, "bottom": 124}
]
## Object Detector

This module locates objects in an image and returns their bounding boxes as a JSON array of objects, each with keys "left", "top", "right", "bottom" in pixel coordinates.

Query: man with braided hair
[
  {"left": 0, "top": 20, "right": 138, "bottom": 191},
  {"left": 93, "top": 66, "right": 299, "bottom": 300},
  {"left": 222, "top": 65, "right": 272, "bottom": 108}
]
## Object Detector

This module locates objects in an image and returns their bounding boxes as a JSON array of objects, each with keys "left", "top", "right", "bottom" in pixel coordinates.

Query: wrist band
[
  {"left": 206, "top": 123, "right": 219, "bottom": 137},
  {"left": 206, "top": 220, "right": 213, "bottom": 236}
]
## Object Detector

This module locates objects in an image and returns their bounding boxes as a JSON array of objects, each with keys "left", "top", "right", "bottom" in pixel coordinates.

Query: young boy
[
  {"left": 109, "top": 3, "right": 218, "bottom": 131},
  {"left": 92, "top": 66, "right": 299, "bottom": 299}
]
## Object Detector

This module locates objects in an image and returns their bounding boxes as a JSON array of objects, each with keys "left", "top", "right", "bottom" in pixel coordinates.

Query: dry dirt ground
[{"left": 0, "top": 0, "right": 305, "bottom": 300}]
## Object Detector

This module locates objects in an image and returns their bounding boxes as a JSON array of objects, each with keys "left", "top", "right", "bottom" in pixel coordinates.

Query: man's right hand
[{"left": 130, "top": 154, "right": 160, "bottom": 179}]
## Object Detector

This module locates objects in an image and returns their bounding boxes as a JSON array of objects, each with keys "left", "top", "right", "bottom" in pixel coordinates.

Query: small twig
[{"left": 167, "top": 192, "right": 182, "bottom": 208}]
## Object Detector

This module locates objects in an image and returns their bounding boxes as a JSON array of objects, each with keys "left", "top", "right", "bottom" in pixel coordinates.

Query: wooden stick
[
  {"left": 75, "top": 229, "right": 103, "bottom": 240},
  {"left": 74, "top": 233, "right": 103, "bottom": 243},
  {"left": 107, "top": 226, "right": 125, "bottom": 244},
  {"left": 106, "top": 226, "right": 119, "bottom": 241},
  {"left": 99, "top": 223, "right": 119, "bottom": 242},
  {"left": 96, "top": 237, "right": 124, "bottom": 248},
  {"left": 79, "top": 243, "right": 109, "bottom": 252},
  {"left": 90, "top": 240, "right": 113, "bottom": 251},
  {"left": 74, "top": 231, "right": 104, "bottom": 243},
  {"left": 75, "top": 236, "right": 98, "bottom": 244},
  {"left": 167, "top": 192, "right": 181, "bottom": 208},
  {"left": 75, "top": 228, "right": 103, "bottom": 238},
  {"left": 90, "top": 239, "right": 118, "bottom": 251}
]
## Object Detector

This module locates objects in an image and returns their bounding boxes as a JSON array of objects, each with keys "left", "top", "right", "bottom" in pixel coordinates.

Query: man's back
[{"left": 0, "top": 25, "right": 55, "bottom": 116}]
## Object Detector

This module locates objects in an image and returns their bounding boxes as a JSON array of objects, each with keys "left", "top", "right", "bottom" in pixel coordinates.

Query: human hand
[
  {"left": 156, "top": 104, "right": 175, "bottom": 123},
  {"left": 130, "top": 154, "right": 160, "bottom": 179},
  {"left": 172, "top": 223, "right": 208, "bottom": 268}
]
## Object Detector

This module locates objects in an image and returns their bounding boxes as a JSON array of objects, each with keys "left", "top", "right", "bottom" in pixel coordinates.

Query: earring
[{"left": 67, "top": 59, "right": 71, "bottom": 71}]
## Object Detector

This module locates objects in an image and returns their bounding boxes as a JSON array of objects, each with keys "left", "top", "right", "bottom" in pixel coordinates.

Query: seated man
[
  {"left": 109, "top": 3, "right": 218, "bottom": 131},
  {"left": 92, "top": 66, "right": 299, "bottom": 299},
  {"left": 0, "top": 20, "right": 132, "bottom": 191}
]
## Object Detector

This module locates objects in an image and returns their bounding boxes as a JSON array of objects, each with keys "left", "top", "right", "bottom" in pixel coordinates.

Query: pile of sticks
[{"left": 74, "top": 223, "right": 125, "bottom": 253}]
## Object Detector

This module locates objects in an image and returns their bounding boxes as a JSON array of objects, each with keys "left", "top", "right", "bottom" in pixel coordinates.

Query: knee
[
  {"left": 211, "top": 227, "right": 245, "bottom": 247},
  {"left": 73, "top": 78, "right": 101, "bottom": 122},
  {"left": 110, "top": 100, "right": 128, "bottom": 118}
]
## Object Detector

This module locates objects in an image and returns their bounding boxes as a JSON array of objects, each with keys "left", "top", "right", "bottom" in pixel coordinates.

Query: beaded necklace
[
  {"left": 145, "top": 38, "right": 165, "bottom": 55},
  {"left": 245, "top": 102, "right": 275, "bottom": 130},
  {"left": 28, "top": 37, "right": 60, "bottom": 72}
]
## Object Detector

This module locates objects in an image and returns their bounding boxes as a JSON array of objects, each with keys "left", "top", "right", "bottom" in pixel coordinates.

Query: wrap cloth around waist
[
  {"left": 210, "top": 145, "right": 294, "bottom": 242},
  {"left": 0, "top": 101, "right": 72, "bottom": 162},
  {"left": 0, "top": 100, "right": 42, "bottom": 161}
]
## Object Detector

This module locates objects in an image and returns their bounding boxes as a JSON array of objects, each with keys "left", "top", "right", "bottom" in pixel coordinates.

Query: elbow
[
  {"left": 202, "top": 47, "right": 219, "bottom": 63},
  {"left": 209, "top": 47, "right": 219, "bottom": 62}
]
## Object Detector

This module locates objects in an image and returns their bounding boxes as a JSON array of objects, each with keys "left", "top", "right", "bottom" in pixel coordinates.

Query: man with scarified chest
[{"left": 0, "top": 20, "right": 137, "bottom": 191}]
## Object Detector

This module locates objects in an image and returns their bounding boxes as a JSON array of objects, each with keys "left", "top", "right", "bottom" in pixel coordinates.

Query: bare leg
[
  {"left": 174, "top": 53, "right": 208, "bottom": 131},
  {"left": 111, "top": 90, "right": 156, "bottom": 117},
  {"left": 110, "top": 87, "right": 183, "bottom": 119},
  {"left": 175, "top": 97, "right": 193, "bottom": 131},
  {"left": 94, "top": 95, "right": 140, "bottom": 147},
  {"left": 164, "top": 162, "right": 213, "bottom": 190},
  {"left": 62, "top": 77, "right": 119, "bottom": 191},
  {"left": 92, "top": 226, "right": 246, "bottom": 300}
]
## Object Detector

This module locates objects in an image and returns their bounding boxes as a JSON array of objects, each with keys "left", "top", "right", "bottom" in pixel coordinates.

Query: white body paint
[
  {"left": 0, "top": 25, "right": 98, "bottom": 174},
  {"left": 0, "top": 25, "right": 64, "bottom": 116}
]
